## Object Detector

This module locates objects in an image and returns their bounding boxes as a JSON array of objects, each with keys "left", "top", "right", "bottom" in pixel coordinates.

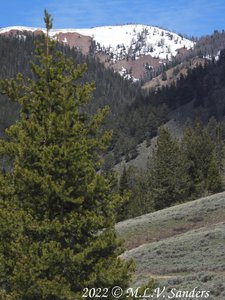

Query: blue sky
[{"left": 1, "top": 0, "right": 225, "bottom": 37}]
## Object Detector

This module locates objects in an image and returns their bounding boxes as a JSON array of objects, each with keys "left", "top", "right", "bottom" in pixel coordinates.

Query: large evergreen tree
[
  {"left": 207, "top": 116, "right": 225, "bottom": 175},
  {"left": 0, "top": 11, "right": 134, "bottom": 299},
  {"left": 149, "top": 128, "right": 189, "bottom": 210},
  {"left": 207, "top": 154, "right": 223, "bottom": 193},
  {"left": 118, "top": 166, "right": 154, "bottom": 220},
  {"left": 182, "top": 119, "right": 222, "bottom": 196}
]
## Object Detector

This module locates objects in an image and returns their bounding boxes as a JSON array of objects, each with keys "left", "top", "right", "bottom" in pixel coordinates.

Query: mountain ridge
[{"left": 0, "top": 24, "right": 194, "bottom": 80}]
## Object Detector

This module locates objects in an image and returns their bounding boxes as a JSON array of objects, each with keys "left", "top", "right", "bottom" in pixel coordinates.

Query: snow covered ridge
[
  {"left": 76, "top": 24, "right": 194, "bottom": 61},
  {"left": 0, "top": 25, "right": 195, "bottom": 81},
  {"left": 0, "top": 24, "right": 194, "bottom": 61}
]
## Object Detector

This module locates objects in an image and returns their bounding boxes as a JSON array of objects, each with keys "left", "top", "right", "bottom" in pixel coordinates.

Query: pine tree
[
  {"left": 207, "top": 117, "right": 225, "bottom": 174},
  {"left": 117, "top": 166, "right": 131, "bottom": 221},
  {"left": 149, "top": 128, "right": 189, "bottom": 210},
  {"left": 0, "top": 11, "right": 134, "bottom": 299},
  {"left": 182, "top": 119, "right": 215, "bottom": 196},
  {"left": 125, "top": 166, "right": 154, "bottom": 218},
  {"left": 207, "top": 154, "right": 223, "bottom": 193},
  {"left": 119, "top": 166, "right": 129, "bottom": 196}
]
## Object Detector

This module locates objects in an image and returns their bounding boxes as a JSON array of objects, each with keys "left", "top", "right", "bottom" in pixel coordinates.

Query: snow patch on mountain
[
  {"left": 204, "top": 50, "right": 221, "bottom": 62},
  {"left": 118, "top": 67, "right": 138, "bottom": 82},
  {"left": 74, "top": 25, "right": 194, "bottom": 62},
  {"left": 0, "top": 25, "right": 194, "bottom": 62},
  {"left": 0, "top": 25, "right": 195, "bottom": 81}
]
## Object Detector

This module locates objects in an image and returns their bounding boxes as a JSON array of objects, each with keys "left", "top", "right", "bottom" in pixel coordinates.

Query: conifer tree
[
  {"left": 117, "top": 166, "right": 131, "bottom": 221},
  {"left": 182, "top": 119, "right": 216, "bottom": 196},
  {"left": 119, "top": 166, "right": 129, "bottom": 196},
  {"left": 0, "top": 11, "right": 134, "bottom": 299},
  {"left": 125, "top": 167, "right": 154, "bottom": 218},
  {"left": 149, "top": 128, "right": 189, "bottom": 210},
  {"left": 207, "top": 154, "right": 223, "bottom": 193},
  {"left": 207, "top": 117, "right": 225, "bottom": 174}
]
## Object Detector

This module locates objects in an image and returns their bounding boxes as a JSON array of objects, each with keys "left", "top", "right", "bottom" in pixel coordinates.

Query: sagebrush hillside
[{"left": 116, "top": 192, "right": 225, "bottom": 299}]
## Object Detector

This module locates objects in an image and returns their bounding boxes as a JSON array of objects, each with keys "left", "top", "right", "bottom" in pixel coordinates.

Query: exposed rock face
[{"left": 56, "top": 32, "right": 92, "bottom": 54}]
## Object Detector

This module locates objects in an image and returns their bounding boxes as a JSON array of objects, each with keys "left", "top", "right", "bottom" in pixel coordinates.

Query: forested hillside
[
  {"left": 0, "top": 33, "right": 168, "bottom": 167},
  {"left": 2, "top": 32, "right": 225, "bottom": 169},
  {"left": 2, "top": 32, "right": 225, "bottom": 220},
  {"left": 0, "top": 33, "right": 139, "bottom": 125},
  {"left": 116, "top": 51, "right": 225, "bottom": 220},
  {"left": 142, "top": 29, "right": 225, "bottom": 84}
]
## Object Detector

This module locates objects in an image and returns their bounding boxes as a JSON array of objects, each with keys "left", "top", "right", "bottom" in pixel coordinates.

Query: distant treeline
[{"left": 117, "top": 118, "right": 225, "bottom": 221}]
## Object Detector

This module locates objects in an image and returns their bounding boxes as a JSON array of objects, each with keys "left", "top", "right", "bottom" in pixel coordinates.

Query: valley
[{"left": 1, "top": 16, "right": 225, "bottom": 299}]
